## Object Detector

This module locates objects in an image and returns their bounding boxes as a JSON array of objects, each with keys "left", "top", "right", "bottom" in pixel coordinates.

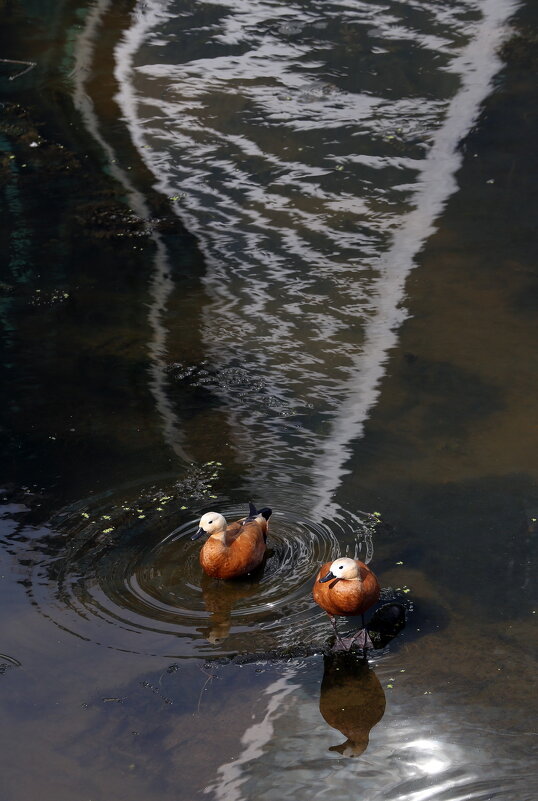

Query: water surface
[{"left": 0, "top": 0, "right": 537, "bottom": 799}]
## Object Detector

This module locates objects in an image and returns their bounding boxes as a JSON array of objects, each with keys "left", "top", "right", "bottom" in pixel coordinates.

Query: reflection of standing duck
[
  {"left": 319, "top": 652, "right": 386, "bottom": 757},
  {"left": 192, "top": 503, "right": 272, "bottom": 579},
  {"left": 313, "top": 557, "right": 380, "bottom": 649}
]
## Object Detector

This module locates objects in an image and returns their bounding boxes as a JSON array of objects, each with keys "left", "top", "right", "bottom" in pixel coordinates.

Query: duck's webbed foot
[{"left": 346, "top": 628, "right": 374, "bottom": 651}]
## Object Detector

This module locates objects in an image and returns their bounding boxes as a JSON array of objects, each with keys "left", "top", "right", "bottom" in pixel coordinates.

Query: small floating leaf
[{"left": 102, "top": 528, "right": 114, "bottom": 534}]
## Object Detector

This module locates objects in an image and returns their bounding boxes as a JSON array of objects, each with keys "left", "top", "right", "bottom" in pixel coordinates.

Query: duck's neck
[{"left": 210, "top": 530, "right": 229, "bottom": 547}]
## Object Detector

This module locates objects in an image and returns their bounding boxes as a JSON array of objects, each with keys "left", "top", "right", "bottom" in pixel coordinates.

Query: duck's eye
[
  {"left": 208, "top": 520, "right": 213, "bottom": 524},
  {"left": 338, "top": 565, "right": 343, "bottom": 570}
]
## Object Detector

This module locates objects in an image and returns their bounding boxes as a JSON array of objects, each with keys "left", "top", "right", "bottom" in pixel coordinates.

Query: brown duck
[
  {"left": 313, "top": 557, "right": 380, "bottom": 649},
  {"left": 192, "top": 502, "right": 272, "bottom": 579}
]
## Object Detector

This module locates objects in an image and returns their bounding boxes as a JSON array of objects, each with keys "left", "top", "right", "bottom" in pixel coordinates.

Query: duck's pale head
[
  {"left": 319, "top": 557, "right": 360, "bottom": 582},
  {"left": 192, "top": 512, "right": 227, "bottom": 540}
]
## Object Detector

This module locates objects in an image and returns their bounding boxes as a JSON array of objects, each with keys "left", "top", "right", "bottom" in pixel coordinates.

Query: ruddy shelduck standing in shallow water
[
  {"left": 313, "top": 557, "right": 381, "bottom": 650},
  {"left": 192, "top": 502, "right": 272, "bottom": 579}
]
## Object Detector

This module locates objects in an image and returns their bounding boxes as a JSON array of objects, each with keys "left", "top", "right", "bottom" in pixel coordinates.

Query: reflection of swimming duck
[
  {"left": 319, "top": 652, "right": 386, "bottom": 757},
  {"left": 199, "top": 571, "right": 265, "bottom": 644},
  {"left": 192, "top": 503, "right": 272, "bottom": 579},
  {"left": 313, "top": 557, "right": 381, "bottom": 649}
]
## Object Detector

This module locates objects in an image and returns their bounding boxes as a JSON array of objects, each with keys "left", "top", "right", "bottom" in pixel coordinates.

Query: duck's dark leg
[{"left": 329, "top": 615, "right": 347, "bottom": 650}]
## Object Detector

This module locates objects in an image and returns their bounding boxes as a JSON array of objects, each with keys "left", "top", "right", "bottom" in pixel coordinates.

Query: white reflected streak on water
[
  {"left": 72, "top": 0, "right": 189, "bottom": 463},
  {"left": 114, "top": 0, "right": 517, "bottom": 520},
  {"left": 204, "top": 669, "right": 302, "bottom": 801},
  {"left": 311, "top": 0, "right": 518, "bottom": 514}
]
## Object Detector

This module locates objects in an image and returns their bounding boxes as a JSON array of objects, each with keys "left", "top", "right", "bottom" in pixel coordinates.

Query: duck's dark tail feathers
[{"left": 247, "top": 501, "right": 272, "bottom": 521}]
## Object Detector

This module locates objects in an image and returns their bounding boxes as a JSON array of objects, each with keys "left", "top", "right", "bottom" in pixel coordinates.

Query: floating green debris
[
  {"left": 180, "top": 505, "right": 187, "bottom": 510},
  {"left": 81, "top": 512, "right": 90, "bottom": 519},
  {"left": 396, "top": 560, "right": 403, "bottom": 565},
  {"left": 102, "top": 528, "right": 114, "bottom": 534},
  {"left": 102, "top": 515, "right": 111, "bottom": 520},
  {"left": 387, "top": 684, "right": 393, "bottom": 689},
  {"left": 138, "top": 514, "right": 146, "bottom": 519}
]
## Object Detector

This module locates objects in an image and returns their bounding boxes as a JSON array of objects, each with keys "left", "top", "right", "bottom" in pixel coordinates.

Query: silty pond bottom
[{"left": 0, "top": 0, "right": 537, "bottom": 800}]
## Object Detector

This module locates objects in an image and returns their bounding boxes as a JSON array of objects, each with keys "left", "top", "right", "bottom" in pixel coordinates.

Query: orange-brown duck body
[
  {"left": 313, "top": 557, "right": 380, "bottom": 618},
  {"left": 193, "top": 504, "right": 271, "bottom": 580}
]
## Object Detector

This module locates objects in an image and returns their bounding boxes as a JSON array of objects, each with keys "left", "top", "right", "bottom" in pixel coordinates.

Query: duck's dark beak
[
  {"left": 191, "top": 527, "right": 204, "bottom": 541},
  {"left": 319, "top": 570, "right": 335, "bottom": 583}
]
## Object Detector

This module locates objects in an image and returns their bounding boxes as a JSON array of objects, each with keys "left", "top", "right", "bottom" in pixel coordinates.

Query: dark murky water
[{"left": 1, "top": 0, "right": 537, "bottom": 799}]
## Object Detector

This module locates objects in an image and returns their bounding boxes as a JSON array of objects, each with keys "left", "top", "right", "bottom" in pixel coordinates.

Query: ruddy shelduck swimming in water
[
  {"left": 313, "top": 557, "right": 381, "bottom": 650},
  {"left": 192, "top": 502, "right": 272, "bottom": 579}
]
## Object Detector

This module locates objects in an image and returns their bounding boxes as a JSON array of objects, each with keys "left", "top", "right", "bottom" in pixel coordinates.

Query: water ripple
[{"left": 32, "top": 485, "right": 380, "bottom": 658}]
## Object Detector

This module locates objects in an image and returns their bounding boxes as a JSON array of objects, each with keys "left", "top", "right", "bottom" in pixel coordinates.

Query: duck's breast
[{"left": 313, "top": 562, "right": 380, "bottom": 616}]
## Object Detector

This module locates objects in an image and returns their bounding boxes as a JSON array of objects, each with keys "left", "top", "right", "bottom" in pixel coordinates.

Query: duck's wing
[{"left": 226, "top": 520, "right": 243, "bottom": 542}]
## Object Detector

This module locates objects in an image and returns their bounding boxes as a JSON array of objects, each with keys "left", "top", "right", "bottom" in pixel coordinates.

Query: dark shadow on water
[{"left": 399, "top": 355, "right": 505, "bottom": 439}]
